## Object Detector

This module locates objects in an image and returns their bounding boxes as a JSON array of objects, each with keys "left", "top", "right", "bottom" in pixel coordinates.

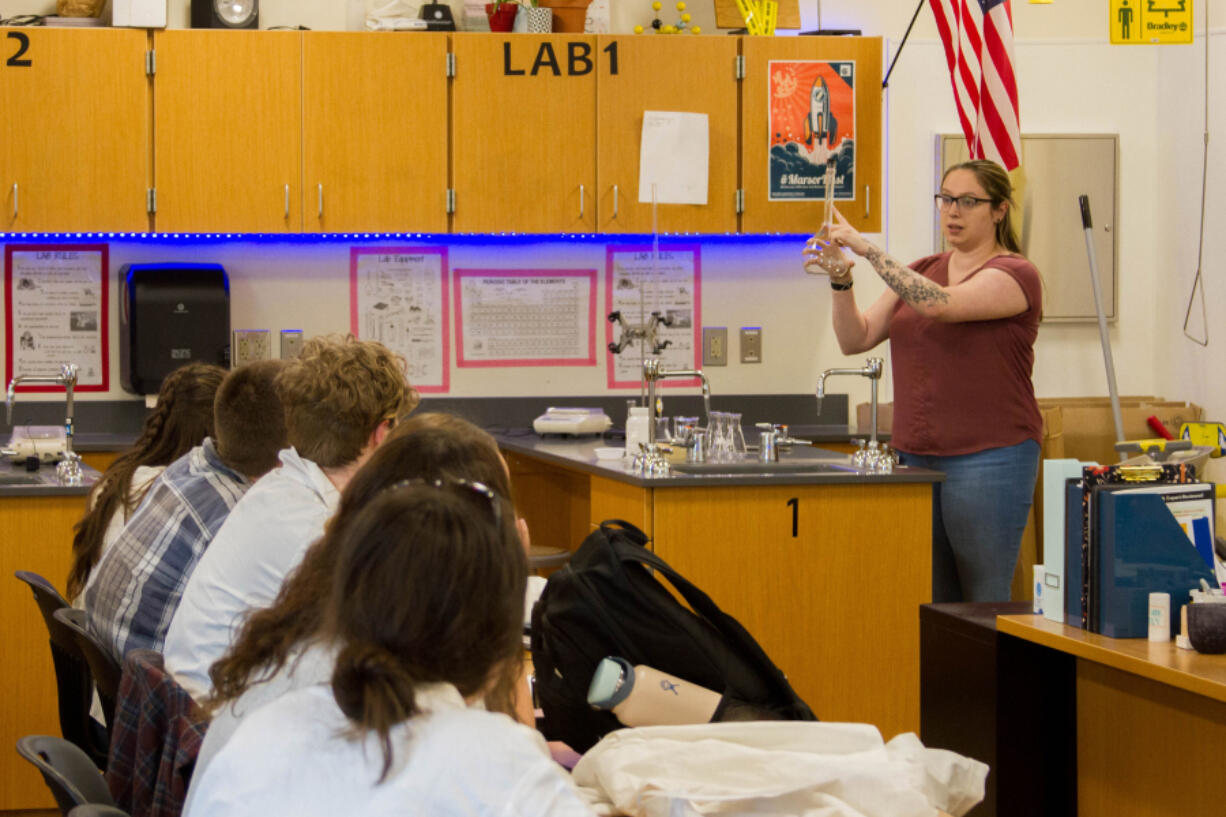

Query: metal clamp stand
[{"left": 6, "top": 362, "right": 81, "bottom": 485}]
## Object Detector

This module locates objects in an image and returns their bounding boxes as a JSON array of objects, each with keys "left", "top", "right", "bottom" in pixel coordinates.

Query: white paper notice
[
  {"left": 455, "top": 269, "right": 596, "bottom": 366},
  {"left": 606, "top": 245, "right": 701, "bottom": 388},
  {"left": 350, "top": 248, "right": 448, "bottom": 393},
  {"left": 638, "top": 111, "right": 709, "bottom": 205},
  {"left": 6, "top": 246, "right": 108, "bottom": 389}
]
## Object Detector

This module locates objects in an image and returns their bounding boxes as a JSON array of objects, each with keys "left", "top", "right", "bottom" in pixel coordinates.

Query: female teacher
[{"left": 804, "top": 159, "right": 1042, "bottom": 602}]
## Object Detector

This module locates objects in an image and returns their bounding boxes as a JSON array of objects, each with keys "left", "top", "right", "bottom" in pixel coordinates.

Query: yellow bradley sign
[{"left": 1111, "top": 0, "right": 1194, "bottom": 45}]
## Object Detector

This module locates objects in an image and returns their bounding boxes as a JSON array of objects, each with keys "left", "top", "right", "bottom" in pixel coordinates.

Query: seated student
[
  {"left": 188, "top": 413, "right": 525, "bottom": 786},
  {"left": 184, "top": 481, "right": 593, "bottom": 817},
  {"left": 67, "top": 362, "right": 227, "bottom": 604},
  {"left": 83, "top": 361, "right": 288, "bottom": 662},
  {"left": 164, "top": 335, "right": 417, "bottom": 699}
]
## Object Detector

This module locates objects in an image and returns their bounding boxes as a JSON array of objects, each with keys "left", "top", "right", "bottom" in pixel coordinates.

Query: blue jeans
[{"left": 898, "top": 439, "right": 1040, "bottom": 603}]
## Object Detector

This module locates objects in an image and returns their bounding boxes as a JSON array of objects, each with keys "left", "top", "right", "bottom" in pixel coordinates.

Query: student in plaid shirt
[{"left": 84, "top": 360, "right": 289, "bottom": 661}]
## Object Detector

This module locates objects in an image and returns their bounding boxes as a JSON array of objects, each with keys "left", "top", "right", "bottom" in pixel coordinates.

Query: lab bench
[{"left": 497, "top": 431, "right": 942, "bottom": 744}]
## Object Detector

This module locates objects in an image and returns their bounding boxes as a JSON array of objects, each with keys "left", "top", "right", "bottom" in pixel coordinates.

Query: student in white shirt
[
  {"left": 185, "top": 478, "right": 592, "bottom": 817},
  {"left": 188, "top": 413, "right": 531, "bottom": 787},
  {"left": 164, "top": 335, "right": 418, "bottom": 699},
  {"left": 67, "top": 362, "right": 227, "bottom": 604}
]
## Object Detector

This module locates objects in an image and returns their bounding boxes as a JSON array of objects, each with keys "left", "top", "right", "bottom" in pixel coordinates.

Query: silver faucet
[
  {"left": 816, "top": 357, "right": 884, "bottom": 445},
  {"left": 6, "top": 363, "right": 82, "bottom": 485},
  {"left": 643, "top": 358, "right": 710, "bottom": 446},
  {"left": 632, "top": 359, "right": 712, "bottom": 476}
]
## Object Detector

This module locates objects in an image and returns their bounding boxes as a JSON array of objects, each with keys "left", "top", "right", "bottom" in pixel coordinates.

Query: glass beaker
[
  {"left": 654, "top": 416, "right": 672, "bottom": 443},
  {"left": 674, "top": 416, "right": 698, "bottom": 446},
  {"left": 728, "top": 412, "right": 747, "bottom": 457}
]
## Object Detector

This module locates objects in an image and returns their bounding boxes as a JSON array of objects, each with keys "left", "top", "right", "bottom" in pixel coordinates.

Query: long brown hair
[
  {"left": 327, "top": 483, "right": 525, "bottom": 780},
  {"left": 206, "top": 412, "right": 512, "bottom": 709},
  {"left": 67, "top": 363, "right": 226, "bottom": 599},
  {"left": 943, "top": 159, "right": 1022, "bottom": 253}
]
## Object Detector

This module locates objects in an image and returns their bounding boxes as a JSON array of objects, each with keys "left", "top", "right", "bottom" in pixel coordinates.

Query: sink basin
[
  {"left": 671, "top": 460, "right": 858, "bottom": 475},
  {"left": 0, "top": 474, "right": 46, "bottom": 486}
]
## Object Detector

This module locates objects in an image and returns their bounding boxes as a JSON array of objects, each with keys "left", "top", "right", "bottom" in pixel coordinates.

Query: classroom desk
[{"left": 996, "top": 614, "right": 1226, "bottom": 817}]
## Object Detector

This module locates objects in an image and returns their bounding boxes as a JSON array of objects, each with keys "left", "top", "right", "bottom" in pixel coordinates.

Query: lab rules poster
[{"left": 767, "top": 60, "right": 856, "bottom": 202}]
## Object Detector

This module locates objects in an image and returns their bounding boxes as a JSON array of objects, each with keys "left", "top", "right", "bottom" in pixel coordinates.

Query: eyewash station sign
[{"left": 1110, "top": 0, "right": 1194, "bottom": 45}]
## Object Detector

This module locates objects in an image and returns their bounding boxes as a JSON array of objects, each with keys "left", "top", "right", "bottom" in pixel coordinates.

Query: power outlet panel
[
  {"left": 279, "top": 329, "right": 304, "bottom": 360},
  {"left": 740, "top": 327, "right": 762, "bottom": 363},
  {"left": 232, "top": 329, "right": 272, "bottom": 368},
  {"left": 702, "top": 326, "right": 728, "bottom": 366}
]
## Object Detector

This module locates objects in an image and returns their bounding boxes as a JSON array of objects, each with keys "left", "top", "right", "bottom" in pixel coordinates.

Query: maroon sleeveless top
[{"left": 888, "top": 253, "right": 1043, "bottom": 456}]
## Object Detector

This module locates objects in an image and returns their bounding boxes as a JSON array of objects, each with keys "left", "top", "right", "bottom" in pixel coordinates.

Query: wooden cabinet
[
  {"left": 452, "top": 33, "right": 597, "bottom": 233},
  {"left": 152, "top": 30, "right": 302, "bottom": 233},
  {"left": 0, "top": 495, "right": 91, "bottom": 810},
  {"left": 0, "top": 28, "right": 150, "bottom": 232},
  {"left": 740, "top": 36, "right": 882, "bottom": 234},
  {"left": 595, "top": 35, "right": 739, "bottom": 234},
  {"left": 5, "top": 30, "right": 884, "bottom": 236},
  {"left": 302, "top": 33, "right": 449, "bottom": 233}
]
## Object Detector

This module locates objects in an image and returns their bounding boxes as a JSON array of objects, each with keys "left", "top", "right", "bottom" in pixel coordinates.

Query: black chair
[
  {"left": 69, "top": 807, "right": 131, "bottom": 817},
  {"left": 15, "top": 734, "right": 116, "bottom": 816},
  {"left": 52, "top": 608, "right": 123, "bottom": 735},
  {"left": 13, "top": 571, "right": 109, "bottom": 769}
]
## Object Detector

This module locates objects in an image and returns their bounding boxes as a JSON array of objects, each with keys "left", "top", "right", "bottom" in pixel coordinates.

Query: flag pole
[{"left": 882, "top": 0, "right": 928, "bottom": 89}]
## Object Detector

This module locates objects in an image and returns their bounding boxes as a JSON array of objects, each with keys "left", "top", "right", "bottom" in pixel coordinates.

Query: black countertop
[
  {"left": 0, "top": 460, "right": 101, "bottom": 497},
  {"left": 495, "top": 431, "right": 940, "bottom": 488}
]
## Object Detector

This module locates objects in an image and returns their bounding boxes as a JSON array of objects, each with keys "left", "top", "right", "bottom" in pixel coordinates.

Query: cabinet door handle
[
  {"left": 579, "top": 184, "right": 585, "bottom": 220},
  {"left": 284, "top": 184, "right": 291, "bottom": 219},
  {"left": 612, "top": 184, "right": 619, "bottom": 219},
  {"left": 317, "top": 183, "right": 324, "bottom": 219},
  {"left": 11, "top": 183, "right": 17, "bottom": 219},
  {"left": 865, "top": 185, "right": 870, "bottom": 219}
]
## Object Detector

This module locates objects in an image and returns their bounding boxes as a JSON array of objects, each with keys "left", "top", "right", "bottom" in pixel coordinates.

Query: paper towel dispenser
[{"left": 120, "top": 263, "right": 230, "bottom": 395}]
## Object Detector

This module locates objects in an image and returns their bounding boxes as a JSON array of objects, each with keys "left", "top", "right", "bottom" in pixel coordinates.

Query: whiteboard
[{"left": 936, "top": 134, "right": 1119, "bottom": 323}]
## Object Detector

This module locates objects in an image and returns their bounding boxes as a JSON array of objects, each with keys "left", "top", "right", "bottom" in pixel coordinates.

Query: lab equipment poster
[
  {"left": 767, "top": 60, "right": 856, "bottom": 201},
  {"left": 453, "top": 269, "right": 597, "bottom": 367},
  {"left": 4, "top": 244, "right": 109, "bottom": 392},
  {"left": 349, "top": 247, "right": 449, "bottom": 393},
  {"left": 605, "top": 244, "right": 701, "bottom": 389}
]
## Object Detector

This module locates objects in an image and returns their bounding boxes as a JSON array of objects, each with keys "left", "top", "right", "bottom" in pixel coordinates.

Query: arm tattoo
[{"left": 864, "top": 247, "right": 950, "bottom": 308}]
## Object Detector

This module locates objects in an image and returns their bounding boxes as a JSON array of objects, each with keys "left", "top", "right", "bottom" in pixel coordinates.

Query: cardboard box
[{"left": 1037, "top": 398, "right": 1203, "bottom": 466}]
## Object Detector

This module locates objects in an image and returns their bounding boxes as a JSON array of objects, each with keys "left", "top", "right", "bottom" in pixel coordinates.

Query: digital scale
[{"left": 533, "top": 408, "right": 613, "bottom": 437}]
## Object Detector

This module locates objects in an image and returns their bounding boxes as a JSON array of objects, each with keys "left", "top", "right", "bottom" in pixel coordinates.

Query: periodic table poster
[{"left": 453, "top": 269, "right": 597, "bottom": 367}]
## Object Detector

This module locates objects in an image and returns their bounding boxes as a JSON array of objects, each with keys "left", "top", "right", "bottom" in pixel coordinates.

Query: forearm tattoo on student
[{"left": 864, "top": 248, "right": 950, "bottom": 306}]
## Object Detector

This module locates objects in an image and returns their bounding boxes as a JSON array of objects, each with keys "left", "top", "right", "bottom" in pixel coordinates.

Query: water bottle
[{"left": 587, "top": 656, "right": 722, "bottom": 727}]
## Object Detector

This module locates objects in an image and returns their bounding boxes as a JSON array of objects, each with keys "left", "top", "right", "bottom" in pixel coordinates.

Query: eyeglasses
[
  {"left": 382, "top": 478, "right": 503, "bottom": 528},
  {"left": 934, "top": 193, "right": 993, "bottom": 211}
]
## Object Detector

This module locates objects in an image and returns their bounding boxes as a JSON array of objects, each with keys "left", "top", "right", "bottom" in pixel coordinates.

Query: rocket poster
[{"left": 767, "top": 60, "right": 856, "bottom": 202}]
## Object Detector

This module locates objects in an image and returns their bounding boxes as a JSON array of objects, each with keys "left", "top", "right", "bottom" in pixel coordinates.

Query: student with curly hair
[
  {"left": 185, "top": 480, "right": 591, "bottom": 817},
  {"left": 67, "top": 362, "right": 226, "bottom": 603},
  {"left": 165, "top": 335, "right": 419, "bottom": 699}
]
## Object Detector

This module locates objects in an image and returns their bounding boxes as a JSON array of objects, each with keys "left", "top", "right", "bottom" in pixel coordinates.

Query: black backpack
[{"left": 529, "top": 519, "right": 816, "bottom": 753}]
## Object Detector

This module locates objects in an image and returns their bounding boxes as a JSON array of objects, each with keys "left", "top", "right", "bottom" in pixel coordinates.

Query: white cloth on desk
[
  {"left": 571, "top": 722, "right": 987, "bottom": 817},
  {"left": 163, "top": 447, "right": 339, "bottom": 700},
  {"left": 184, "top": 683, "right": 595, "bottom": 817}
]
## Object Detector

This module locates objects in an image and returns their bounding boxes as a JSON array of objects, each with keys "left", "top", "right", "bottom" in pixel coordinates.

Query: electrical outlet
[
  {"left": 280, "top": 329, "right": 304, "bottom": 360},
  {"left": 740, "top": 327, "right": 762, "bottom": 364},
  {"left": 702, "top": 327, "right": 727, "bottom": 366},
  {"left": 232, "top": 329, "right": 272, "bottom": 368}
]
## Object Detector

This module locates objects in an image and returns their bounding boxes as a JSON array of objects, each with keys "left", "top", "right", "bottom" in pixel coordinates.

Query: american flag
[{"left": 928, "top": 0, "right": 1021, "bottom": 171}]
